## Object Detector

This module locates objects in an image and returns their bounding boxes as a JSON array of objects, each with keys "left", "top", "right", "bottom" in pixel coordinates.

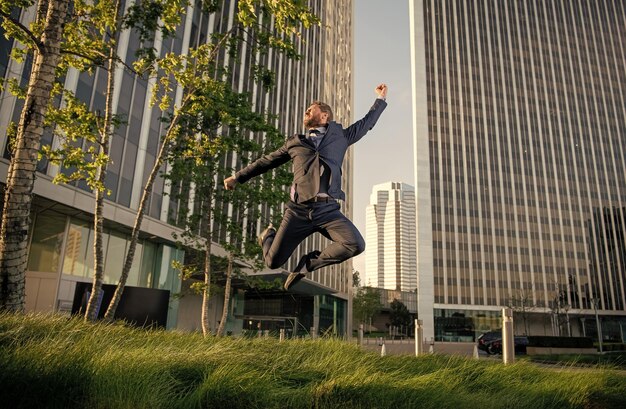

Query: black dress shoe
[
  {"left": 284, "top": 251, "right": 321, "bottom": 291},
  {"left": 284, "top": 271, "right": 306, "bottom": 291},
  {"left": 257, "top": 223, "right": 276, "bottom": 247}
]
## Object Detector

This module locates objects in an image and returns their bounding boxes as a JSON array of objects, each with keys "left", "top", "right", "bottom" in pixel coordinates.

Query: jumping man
[{"left": 224, "top": 84, "right": 388, "bottom": 290}]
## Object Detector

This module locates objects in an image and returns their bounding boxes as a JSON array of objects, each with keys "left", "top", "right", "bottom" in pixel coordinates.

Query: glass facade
[
  {"left": 412, "top": 0, "right": 626, "bottom": 338},
  {"left": 24, "top": 210, "right": 183, "bottom": 328},
  {"left": 1, "top": 1, "right": 354, "bottom": 333},
  {"left": 434, "top": 308, "right": 501, "bottom": 342},
  {"left": 242, "top": 291, "right": 346, "bottom": 338},
  {"left": 27, "top": 212, "right": 66, "bottom": 273},
  {"left": 319, "top": 294, "right": 346, "bottom": 336},
  {"left": 59, "top": 219, "right": 161, "bottom": 288},
  {"left": 62, "top": 220, "right": 93, "bottom": 278}
]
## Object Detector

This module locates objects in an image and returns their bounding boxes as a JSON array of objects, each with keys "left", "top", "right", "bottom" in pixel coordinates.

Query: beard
[{"left": 304, "top": 115, "right": 323, "bottom": 129}]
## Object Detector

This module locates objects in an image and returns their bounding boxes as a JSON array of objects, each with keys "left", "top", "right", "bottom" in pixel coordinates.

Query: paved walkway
[
  {"left": 359, "top": 339, "right": 626, "bottom": 374},
  {"left": 360, "top": 339, "right": 477, "bottom": 357}
]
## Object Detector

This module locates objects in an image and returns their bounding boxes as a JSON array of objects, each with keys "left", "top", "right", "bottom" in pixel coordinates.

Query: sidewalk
[
  {"left": 360, "top": 339, "right": 476, "bottom": 357},
  {"left": 359, "top": 340, "right": 626, "bottom": 374}
]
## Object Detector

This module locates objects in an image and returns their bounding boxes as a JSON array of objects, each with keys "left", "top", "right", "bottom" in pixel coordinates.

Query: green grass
[
  {"left": 524, "top": 352, "right": 626, "bottom": 369},
  {"left": 1, "top": 313, "right": 626, "bottom": 409}
]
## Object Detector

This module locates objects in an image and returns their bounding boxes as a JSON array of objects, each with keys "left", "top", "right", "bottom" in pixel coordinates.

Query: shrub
[
  {"left": 527, "top": 336, "right": 594, "bottom": 349},
  {"left": 601, "top": 343, "right": 626, "bottom": 352}
]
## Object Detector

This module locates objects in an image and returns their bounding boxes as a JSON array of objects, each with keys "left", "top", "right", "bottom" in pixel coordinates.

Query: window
[
  {"left": 104, "top": 232, "right": 127, "bottom": 284},
  {"left": 27, "top": 212, "right": 66, "bottom": 273},
  {"left": 62, "top": 220, "right": 92, "bottom": 278}
]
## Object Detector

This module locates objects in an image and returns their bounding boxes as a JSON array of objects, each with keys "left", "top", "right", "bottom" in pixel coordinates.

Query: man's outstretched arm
[
  {"left": 343, "top": 83, "right": 388, "bottom": 145},
  {"left": 224, "top": 144, "right": 291, "bottom": 190}
]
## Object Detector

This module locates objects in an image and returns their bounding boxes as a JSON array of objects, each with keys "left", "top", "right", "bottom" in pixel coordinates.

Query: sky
[{"left": 352, "top": 0, "right": 414, "bottom": 283}]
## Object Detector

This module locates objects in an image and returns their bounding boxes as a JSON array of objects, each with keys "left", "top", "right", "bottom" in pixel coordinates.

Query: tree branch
[
  {"left": 60, "top": 49, "right": 138, "bottom": 74},
  {"left": 209, "top": 24, "right": 241, "bottom": 61},
  {"left": 0, "top": 10, "right": 43, "bottom": 52}
]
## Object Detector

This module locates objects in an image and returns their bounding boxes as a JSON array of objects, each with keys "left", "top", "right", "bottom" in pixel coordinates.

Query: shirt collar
[{"left": 310, "top": 126, "right": 327, "bottom": 135}]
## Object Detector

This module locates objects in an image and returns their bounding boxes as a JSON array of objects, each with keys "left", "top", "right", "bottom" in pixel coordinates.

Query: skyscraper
[
  {"left": 0, "top": 0, "right": 355, "bottom": 335},
  {"left": 410, "top": 0, "right": 626, "bottom": 341},
  {"left": 365, "top": 182, "right": 417, "bottom": 292}
]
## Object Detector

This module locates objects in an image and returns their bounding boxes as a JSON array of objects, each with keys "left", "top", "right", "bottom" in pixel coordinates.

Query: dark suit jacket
[{"left": 235, "top": 98, "right": 387, "bottom": 203}]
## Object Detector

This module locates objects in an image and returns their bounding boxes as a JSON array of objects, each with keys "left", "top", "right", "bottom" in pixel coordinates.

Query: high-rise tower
[
  {"left": 365, "top": 182, "right": 417, "bottom": 292},
  {"left": 411, "top": 0, "right": 626, "bottom": 341}
]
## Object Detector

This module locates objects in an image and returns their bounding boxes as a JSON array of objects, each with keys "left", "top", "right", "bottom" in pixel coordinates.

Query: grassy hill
[{"left": 1, "top": 313, "right": 625, "bottom": 409}]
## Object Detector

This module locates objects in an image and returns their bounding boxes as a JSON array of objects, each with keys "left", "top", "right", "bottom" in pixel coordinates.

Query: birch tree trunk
[
  {"left": 201, "top": 195, "right": 213, "bottom": 336},
  {"left": 216, "top": 253, "right": 233, "bottom": 337},
  {"left": 85, "top": 1, "right": 120, "bottom": 320},
  {"left": 104, "top": 117, "right": 180, "bottom": 320},
  {"left": 0, "top": 0, "right": 69, "bottom": 311},
  {"left": 85, "top": 172, "right": 106, "bottom": 320}
]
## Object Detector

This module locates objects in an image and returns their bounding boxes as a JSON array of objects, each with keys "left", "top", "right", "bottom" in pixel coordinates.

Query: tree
[
  {"left": 8, "top": 0, "right": 317, "bottom": 324},
  {"left": 549, "top": 280, "right": 571, "bottom": 337},
  {"left": 103, "top": 5, "right": 227, "bottom": 321},
  {"left": 0, "top": 0, "right": 69, "bottom": 311},
  {"left": 159, "top": 2, "right": 318, "bottom": 336},
  {"left": 167, "top": 82, "right": 290, "bottom": 336},
  {"left": 389, "top": 299, "right": 411, "bottom": 331},
  {"left": 352, "top": 286, "right": 382, "bottom": 332},
  {"left": 0, "top": 0, "right": 176, "bottom": 314},
  {"left": 106, "top": 0, "right": 318, "bottom": 325},
  {"left": 40, "top": 0, "right": 187, "bottom": 320},
  {"left": 73, "top": 0, "right": 123, "bottom": 321},
  {"left": 352, "top": 269, "right": 361, "bottom": 288},
  {"left": 506, "top": 288, "right": 535, "bottom": 335}
]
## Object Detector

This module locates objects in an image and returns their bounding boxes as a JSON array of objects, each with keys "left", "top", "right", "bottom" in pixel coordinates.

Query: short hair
[{"left": 312, "top": 101, "right": 333, "bottom": 122}]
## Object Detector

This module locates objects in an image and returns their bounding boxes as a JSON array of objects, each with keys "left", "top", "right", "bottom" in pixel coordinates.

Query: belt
[{"left": 304, "top": 196, "right": 337, "bottom": 203}]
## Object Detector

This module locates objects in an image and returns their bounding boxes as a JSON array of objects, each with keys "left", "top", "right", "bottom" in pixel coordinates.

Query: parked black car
[
  {"left": 477, "top": 330, "right": 502, "bottom": 352},
  {"left": 486, "top": 336, "right": 529, "bottom": 355}
]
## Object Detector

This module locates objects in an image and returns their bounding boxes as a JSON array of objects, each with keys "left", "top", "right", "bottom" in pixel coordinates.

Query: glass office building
[
  {"left": 410, "top": 0, "right": 626, "bottom": 341},
  {"left": 0, "top": 0, "right": 355, "bottom": 335}
]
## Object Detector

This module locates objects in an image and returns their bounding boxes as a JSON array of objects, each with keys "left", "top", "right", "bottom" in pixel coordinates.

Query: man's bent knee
[
  {"left": 348, "top": 239, "right": 365, "bottom": 257},
  {"left": 265, "top": 254, "right": 284, "bottom": 270}
]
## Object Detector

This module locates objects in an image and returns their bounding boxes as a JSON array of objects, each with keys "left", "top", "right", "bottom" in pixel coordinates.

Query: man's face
[{"left": 303, "top": 104, "right": 328, "bottom": 129}]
